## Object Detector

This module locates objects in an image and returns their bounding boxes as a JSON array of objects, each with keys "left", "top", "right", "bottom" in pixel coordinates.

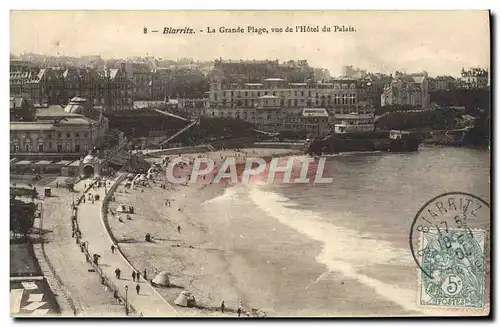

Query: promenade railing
[{"left": 71, "top": 180, "right": 138, "bottom": 317}]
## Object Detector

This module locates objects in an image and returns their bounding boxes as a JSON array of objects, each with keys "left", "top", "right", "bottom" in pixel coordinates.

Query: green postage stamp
[{"left": 418, "top": 228, "right": 486, "bottom": 309}]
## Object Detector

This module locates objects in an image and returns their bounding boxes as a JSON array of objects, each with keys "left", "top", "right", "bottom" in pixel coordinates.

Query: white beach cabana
[
  {"left": 174, "top": 291, "right": 196, "bottom": 307},
  {"left": 152, "top": 271, "right": 170, "bottom": 287}
]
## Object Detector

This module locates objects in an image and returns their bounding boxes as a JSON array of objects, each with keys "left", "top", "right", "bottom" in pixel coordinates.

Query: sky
[{"left": 10, "top": 10, "right": 490, "bottom": 76}]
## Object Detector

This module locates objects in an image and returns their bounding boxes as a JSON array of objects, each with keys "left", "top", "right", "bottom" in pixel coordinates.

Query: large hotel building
[{"left": 202, "top": 72, "right": 375, "bottom": 136}]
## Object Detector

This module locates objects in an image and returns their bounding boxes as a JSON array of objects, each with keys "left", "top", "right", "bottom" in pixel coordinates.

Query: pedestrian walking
[
  {"left": 143, "top": 269, "right": 147, "bottom": 281},
  {"left": 220, "top": 301, "right": 225, "bottom": 313},
  {"left": 115, "top": 268, "right": 121, "bottom": 279},
  {"left": 132, "top": 271, "right": 136, "bottom": 282},
  {"left": 83, "top": 198, "right": 86, "bottom": 203},
  {"left": 238, "top": 300, "right": 243, "bottom": 317},
  {"left": 111, "top": 244, "right": 115, "bottom": 254},
  {"left": 177, "top": 225, "right": 181, "bottom": 233},
  {"left": 136, "top": 284, "right": 140, "bottom": 295}
]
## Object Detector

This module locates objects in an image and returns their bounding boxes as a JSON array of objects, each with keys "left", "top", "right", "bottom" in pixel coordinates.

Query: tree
[{"left": 10, "top": 199, "right": 36, "bottom": 241}]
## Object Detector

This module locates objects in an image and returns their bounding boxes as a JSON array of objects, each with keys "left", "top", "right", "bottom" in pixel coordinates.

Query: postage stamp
[
  {"left": 409, "top": 192, "right": 490, "bottom": 311},
  {"left": 417, "top": 228, "right": 486, "bottom": 308}
]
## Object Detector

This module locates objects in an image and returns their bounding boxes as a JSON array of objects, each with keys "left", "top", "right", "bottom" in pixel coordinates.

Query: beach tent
[
  {"left": 174, "top": 291, "right": 196, "bottom": 307},
  {"left": 152, "top": 271, "right": 170, "bottom": 287}
]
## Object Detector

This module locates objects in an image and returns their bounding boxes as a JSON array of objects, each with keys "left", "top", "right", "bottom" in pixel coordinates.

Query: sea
[{"left": 199, "top": 146, "right": 491, "bottom": 316}]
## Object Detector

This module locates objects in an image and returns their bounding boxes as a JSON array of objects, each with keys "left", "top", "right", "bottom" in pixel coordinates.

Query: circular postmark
[{"left": 409, "top": 192, "right": 490, "bottom": 308}]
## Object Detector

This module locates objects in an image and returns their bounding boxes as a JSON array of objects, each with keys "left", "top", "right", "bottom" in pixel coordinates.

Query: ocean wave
[{"left": 246, "top": 185, "right": 419, "bottom": 313}]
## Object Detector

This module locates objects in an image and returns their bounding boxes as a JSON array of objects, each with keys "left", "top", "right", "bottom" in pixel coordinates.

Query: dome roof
[
  {"left": 64, "top": 97, "right": 88, "bottom": 114},
  {"left": 152, "top": 271, "right": 170, "bottom": 286},
  {"left": 82, "top": 154, "right": 96, "bottom": 165}
]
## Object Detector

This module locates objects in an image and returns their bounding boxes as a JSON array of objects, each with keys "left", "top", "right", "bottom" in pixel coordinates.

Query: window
[
  {"left": 66, "top": 143, "right": 71, "bottom": 152},
  {"left": 75, "top": 144, "right": 80, "bottom": 152},
  {"left": 57, "top": 144, "right": 62, "bottom": 152},
  {"left": 66, "top": 133, "right": 70, "bottom": 138},
  {"left": 350, "top": 94, "right": 356, "bottom": 105},
  {"left": 84, "top": 132, "right": 88, "bottom": 138},
  {"left": 38, "top": 144, "right": 44, "bottom": 152},
  {"left": 75, "top": 133, "right": 79, "bottom": 138},
  {"left": 25, "top": 144, "right": 31, "bottom": 152},
  {"left": 58, "top": 133, "right": 62, "bottom": 138}
]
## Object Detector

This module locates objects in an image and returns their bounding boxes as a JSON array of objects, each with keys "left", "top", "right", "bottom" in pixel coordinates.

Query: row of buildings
[
  {"left": 10, "top": 59, "right": 208, "bottom": 110},
  {"left": 10, "top": 97, "right": 110, "bottom": 157}
]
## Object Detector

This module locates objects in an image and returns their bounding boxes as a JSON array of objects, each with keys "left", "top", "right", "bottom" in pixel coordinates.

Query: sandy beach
[{"left": 107, "top": 148, "right": 323, "bottom": 317}]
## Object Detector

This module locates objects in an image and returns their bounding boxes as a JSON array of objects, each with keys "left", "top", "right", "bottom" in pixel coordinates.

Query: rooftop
[
  {"left": 36, "top": 106, "right": 82, "bottom": 118},
  {"left": 302, "top": 108, "right": 329, "bottom": 117},
  {"left": 34, "top": 160, "right": 52, "bottom": 165},
  {"left": 10, "top": 122, "right": 55, "bottom": 131},
  {"left": 68, "top": 160, "right": 81, "bottom": 167}
]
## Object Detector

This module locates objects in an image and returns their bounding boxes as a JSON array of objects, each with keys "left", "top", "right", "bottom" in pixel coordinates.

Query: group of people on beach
[{"left": 112, "top": 246, "right": 149, "bottom": 296}]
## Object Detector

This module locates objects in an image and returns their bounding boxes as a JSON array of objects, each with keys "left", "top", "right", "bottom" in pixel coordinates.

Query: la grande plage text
[{"left": 207, "top": 25, "right": 355, "bottom": 34}]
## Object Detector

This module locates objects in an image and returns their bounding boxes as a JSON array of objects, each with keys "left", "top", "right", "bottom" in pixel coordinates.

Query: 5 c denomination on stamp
[{"left": 409, "top": 192, "right": 490, "bottom": 310}]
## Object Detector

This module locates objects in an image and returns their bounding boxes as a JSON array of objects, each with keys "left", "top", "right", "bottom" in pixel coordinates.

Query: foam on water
[
  {"left": 202, "top": 184, "right": 241, "bottom": 205},
  {"left": 246, "top": 184, "right": 420, "bottom": 313}
]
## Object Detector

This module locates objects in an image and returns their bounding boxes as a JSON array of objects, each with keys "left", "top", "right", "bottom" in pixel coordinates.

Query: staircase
[
  {"left": 153, "top": 109, "right": 188, "bottom": 122},
  {"left": 206, "top": 144, "right": 216, "bottom": 151},
  {"left": 159, "top": 120, "right": 199, "bottom": 146}
]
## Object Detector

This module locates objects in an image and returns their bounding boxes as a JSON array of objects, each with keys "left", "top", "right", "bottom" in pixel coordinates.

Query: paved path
[
  {"left": 75, "top": 177, "right": 177, "bottom": 317},
  {"left": 41, "top": 187, "right": 125, "bottom": 316}
]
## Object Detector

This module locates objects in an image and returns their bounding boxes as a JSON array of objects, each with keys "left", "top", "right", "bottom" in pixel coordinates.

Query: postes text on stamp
[{"left": 418, "top": 228, "right": 485, "bottom": 308}]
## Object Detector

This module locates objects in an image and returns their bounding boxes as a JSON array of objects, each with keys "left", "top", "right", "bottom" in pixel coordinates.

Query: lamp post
[{"left": 125, "top": 285, "right": 129, "bottom": 316}]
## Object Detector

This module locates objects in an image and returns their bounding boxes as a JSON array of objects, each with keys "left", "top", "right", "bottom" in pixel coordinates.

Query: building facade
[
  {"left": 10, "top": 97, "right": 109, "bottom": 156},
  {"left": 104, "top": 66, "right": 134, "bottom": 111},
  {"left": 282, "top": 108, "right": 332, "bottom": 137},
  {"left": 128, "top": 62, "right": 152, "bottom": 101},
  {"left": 203, "top": 77, "right": 371, "bottom": 133},
  {"left": 23, "top": 65, "right": 134, "bottom": 111},
  {"left": 208, "top": 78, "right": 363, "bottom": 112},
  {"left": 334, "top": 113, "right": 375, "bottom": 134},
  {"left": 459, "top": 68, "right": 489, "bottom": 89},
  {"left": 381, "top": 74, "right": 430, "bottom": 109}
]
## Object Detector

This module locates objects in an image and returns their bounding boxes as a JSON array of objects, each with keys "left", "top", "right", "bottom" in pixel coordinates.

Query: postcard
[{"left": 9, "top": 10, "right": 490, "bottom": 318}]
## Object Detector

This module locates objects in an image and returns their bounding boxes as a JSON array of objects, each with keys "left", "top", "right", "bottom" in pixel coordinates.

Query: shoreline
[
  {"left": 105, "top": 148, "right": 331, "bottom": 317},
  {"left": 103, "top": 148, "right": 426, "bottom": 317}
]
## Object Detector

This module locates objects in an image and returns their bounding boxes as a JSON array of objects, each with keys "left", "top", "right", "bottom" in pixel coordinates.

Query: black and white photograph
[{"left": 8, "top": 10, "right": 491, "bottom": 318}]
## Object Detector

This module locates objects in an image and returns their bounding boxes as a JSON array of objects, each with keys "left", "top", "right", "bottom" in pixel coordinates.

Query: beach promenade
[
  {"left": 74, "top": 177, "right": 177, "bottom": 317},
  {"left": 35, "top": 186, "right": 125, "bottom": 316}
]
